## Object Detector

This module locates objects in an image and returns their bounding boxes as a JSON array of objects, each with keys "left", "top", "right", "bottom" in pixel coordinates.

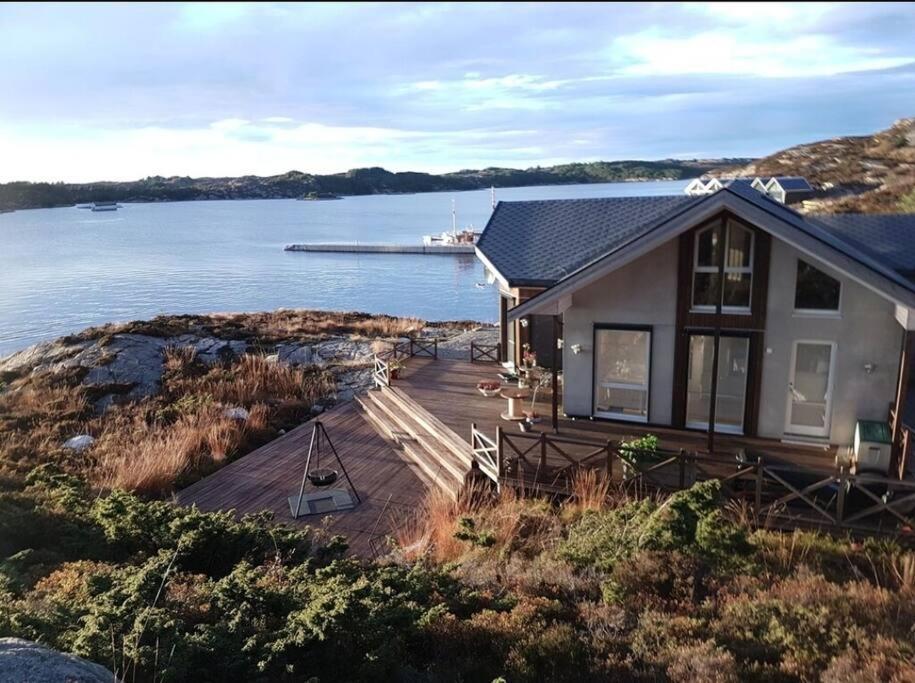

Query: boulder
[
  {"left": 0, "top": 638, "right": 116, "bottom": 683},
  {"left": 63, "top": 435, "right": 95, "bottom": 452},
  {"left": 276, "top": 343, "right": 313, "bottom": 366},
  {"left": 223, "top": 407, "right": 249, "bottom": 421}
]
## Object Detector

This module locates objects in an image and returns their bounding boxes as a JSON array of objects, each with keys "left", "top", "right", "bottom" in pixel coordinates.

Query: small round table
[{"left": 500, "top": 388, "right": 530, "bottom": 421}]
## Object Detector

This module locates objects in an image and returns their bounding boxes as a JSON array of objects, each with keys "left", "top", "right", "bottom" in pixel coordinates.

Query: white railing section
[{"left": 471, "top": 423, "right": 501, "bottom": 487}]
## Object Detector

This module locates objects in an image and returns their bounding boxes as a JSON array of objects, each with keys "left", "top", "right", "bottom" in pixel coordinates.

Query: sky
[{"left": 1, "top": 2, "right": 914, "bottom": 182}]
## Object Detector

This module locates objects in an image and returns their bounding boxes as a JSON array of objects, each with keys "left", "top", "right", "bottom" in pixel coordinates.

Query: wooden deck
[
  {"left": 176, "top": 402, "right": 430, "bottom": 556},
  {"left": 397, "top": 357, "right": 838, "bottom": 473}
]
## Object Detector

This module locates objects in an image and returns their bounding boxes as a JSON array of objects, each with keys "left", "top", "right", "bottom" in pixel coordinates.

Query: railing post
[
  {"left": 539, "top": 432, "right": 547, "bottom": 474},
  {"left": 606, "top": 440, "right": 613, "bottom": 480},
  {"left": 754, "top": 456, "right": 763, "bottom": 521},
  {"left": 496, "top": 426, "right": 504, "bottom": 479},
  {"left": 678, "top": 449, "right": 686, "bottom": 489},
  {"left": 433, "top": 338, "right": 438, "bottom": 359},
  {"left": 470, "top": 341, "right": 474, "bottom": 363},
  {"left": 835, "top": 467, "right": 847, "bottom": 527}
]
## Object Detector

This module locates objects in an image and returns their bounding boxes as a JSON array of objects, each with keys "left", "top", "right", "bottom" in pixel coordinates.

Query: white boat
[
  {"left": 90, "top": 202, "right": 120, "bottom": 212},
  {"left": 423, "top": 199, "right": 480, "bottom": 246}
]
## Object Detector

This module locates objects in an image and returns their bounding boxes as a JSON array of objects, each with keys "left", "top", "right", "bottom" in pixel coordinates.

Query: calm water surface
[{"left": 0, "top": 180, "right": 685, "bottom": 355}]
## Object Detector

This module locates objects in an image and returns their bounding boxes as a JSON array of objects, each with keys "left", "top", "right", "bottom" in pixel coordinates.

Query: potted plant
[
  {"left": 523, "top": 370, "right": 550, "bottom": 423},
  {"left": 619, "top": 435, "right": 661, "bottom": 481},
  {"left": 389, "top": 359, "right": 405, "bottom": 380},
  {"left": 477, "top": 380, "right": 502, "bottom": 398}
]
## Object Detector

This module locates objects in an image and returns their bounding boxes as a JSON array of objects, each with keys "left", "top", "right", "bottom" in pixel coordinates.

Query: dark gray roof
[
  {"left": 770, "top": 176, "right": 813, "bottom": 191},
  {"left": 726, "top": 181, "right": 915, "bottom": 292},
  {"left": 479, "top": 181, "right": 915, "bottom": 295},
  {"left": 810, "top": 214, "right": 915, "bottom": 284},
  {"left": 477, "top": 195, "right": 700, "bottom": 286}
]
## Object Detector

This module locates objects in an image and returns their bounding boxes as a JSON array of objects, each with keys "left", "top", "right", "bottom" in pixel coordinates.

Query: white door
[{"left": 786, "top": 341, "right": 836, "bottom": 438}]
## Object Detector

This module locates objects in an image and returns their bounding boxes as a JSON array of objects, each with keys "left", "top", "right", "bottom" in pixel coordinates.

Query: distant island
[{"left": 0, "top": 159, "right": 750, "bottom": 211}]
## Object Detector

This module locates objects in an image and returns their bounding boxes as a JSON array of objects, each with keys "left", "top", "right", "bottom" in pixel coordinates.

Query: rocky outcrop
[
  {"left": 0, "top": 323, "right": 496, "bottom": 410},
  {"left": 0, "top": 638, "right": 116, "bottom": 683}
]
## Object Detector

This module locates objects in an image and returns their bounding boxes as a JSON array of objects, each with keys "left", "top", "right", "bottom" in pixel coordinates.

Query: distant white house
[
  {"left": 765, "top": 176, "right": 815, "bottom": 204},
  {"left": 684, "top": 177, "right": 714, "bottom": 195},
  {"left": 686, "top": 175, "right": 814, "bottom": 205},
  {"left": 751, "top": 177, "right": 771, "bottom": 193}
]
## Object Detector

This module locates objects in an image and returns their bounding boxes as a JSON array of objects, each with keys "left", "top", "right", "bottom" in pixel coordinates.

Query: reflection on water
[{"left": 0, "top": 180, "right": 685, "bottom": 355}]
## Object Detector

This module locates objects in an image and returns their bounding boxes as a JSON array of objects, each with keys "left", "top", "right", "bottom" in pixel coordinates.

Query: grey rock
[
  {"left": 63, "top": 434, "right": 95, "bottom": 452},
  {"left": 0, "top": 638, "right": 116, "bottom": 683},
  {"left": 310, "top": 404, "right": 324, "bottom": 416},
  {"left": 223, "top": 406, "right": 249, "bottom": 421},
  {"left": 276, "top": 343, "right": 313, "bottom": 366}
]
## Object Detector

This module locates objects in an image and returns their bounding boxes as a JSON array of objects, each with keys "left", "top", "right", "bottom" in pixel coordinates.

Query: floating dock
[{"left": 284, "top": 243, "right": 475, "bottom": 255}]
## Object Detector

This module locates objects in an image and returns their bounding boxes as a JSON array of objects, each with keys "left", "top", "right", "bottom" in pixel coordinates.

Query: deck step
[
  {"left": 366, "top": 390, "right": 469, "bottom": 485},
  {"left": 380, "top": 384, "right": 475, "bottom": 468},
  {"left": 354, "top": 392, "right": 463, "bottom": 500}
]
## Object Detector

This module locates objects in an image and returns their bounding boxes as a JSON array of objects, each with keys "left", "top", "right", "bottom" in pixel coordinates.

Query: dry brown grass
[
  {"left": 93, "top": 407, "right": 251, "bottom": 495},
  {"left": 0, "top": 349, "right": 332, "bottom": 497},
  {"left": 74, "top": 310, "right": 428, "bottom": 344},
  {"left": 568, "top": 469, "right": 613, "bottom": 513}
]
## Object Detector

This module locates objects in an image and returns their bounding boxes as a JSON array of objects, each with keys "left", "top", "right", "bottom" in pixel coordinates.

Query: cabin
[
  {"left": 765, "top": 176, "right": 815, "bottom": 204},
  {"left": 477, "top": 182, "right": 915, "bottom": 481}
]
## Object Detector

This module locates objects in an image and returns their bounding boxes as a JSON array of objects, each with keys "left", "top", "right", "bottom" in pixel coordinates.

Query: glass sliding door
[
  {"left": 686, "top": 335, "right": 749, "bottom": 434},
  {"left": 786, "top": 341, "right": 835, "bottom": 437},
  {"left": 593, "top": 327, "right": 651, "bottom": 422}
]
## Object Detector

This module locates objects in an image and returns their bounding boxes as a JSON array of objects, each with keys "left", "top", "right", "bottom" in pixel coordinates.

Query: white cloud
[{"left": 612, "top": 29, "right": 914, "bottom": 77}]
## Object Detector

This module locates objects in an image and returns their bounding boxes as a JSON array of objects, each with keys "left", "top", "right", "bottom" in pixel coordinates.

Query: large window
[
  {"left": 692, "top": 221, "right": 754, "bottom": 312},
  {"left": 794, "top": 260, "right": 841, "bottom": 313},
  {"left": 593, "top": 327, "right": 651, "bottom": 422},
  {"left": 685, "top": 334, "right": 749, "bottom": 434}
]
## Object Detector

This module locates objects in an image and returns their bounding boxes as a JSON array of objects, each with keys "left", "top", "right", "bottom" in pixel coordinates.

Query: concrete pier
[{"left": 284, "top": 243, "right": 475, "bottom": 255}]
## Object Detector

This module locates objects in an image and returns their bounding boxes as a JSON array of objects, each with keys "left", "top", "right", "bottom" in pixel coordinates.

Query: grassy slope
[{"left": 725, "top": 117, "right": 915, "bottom": 214}]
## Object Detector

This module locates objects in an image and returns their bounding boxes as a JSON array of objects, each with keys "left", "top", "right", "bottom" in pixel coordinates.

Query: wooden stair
[{"left": 355, "top": 384, "right": 474, "bottom": 500}]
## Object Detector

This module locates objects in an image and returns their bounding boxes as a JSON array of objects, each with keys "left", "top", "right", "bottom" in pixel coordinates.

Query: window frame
[
  {"left": 591, "top": 324, "right": 652, "bottom": 424},
  {"left": 691, "top": 222, "right": 754, "bottom": 314},
  {"left": 793, "top": 258, "right": 843, "bottom": 317}
]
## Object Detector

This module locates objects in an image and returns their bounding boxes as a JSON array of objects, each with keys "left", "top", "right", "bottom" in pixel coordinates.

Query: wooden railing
[
  {"left": 372, "top": 354, "right": 391, "bottom": 388},
  {"left": 371, "top": 337, "right": 439, "bottom": 388},
  {"left": 467, "top": 426, "right": 915, "bottom": 540},
  {"left": 470, "top": 341, "right": 501, "bottom": 363},
  {"left": 471, "top": 423, "right": 500, "bottom": 486},
  {"left": 409, "top": 337, "right": 438, "bottom": 359}
]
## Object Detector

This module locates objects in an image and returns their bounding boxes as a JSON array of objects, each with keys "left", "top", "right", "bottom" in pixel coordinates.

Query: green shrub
[{"left": 558, "top": 481, "right": 751, "bottom": 574}]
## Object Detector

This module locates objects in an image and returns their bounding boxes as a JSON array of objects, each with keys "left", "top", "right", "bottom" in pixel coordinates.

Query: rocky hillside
[{"left": 725, "top": 117, "right": 915, "bottom": 213}]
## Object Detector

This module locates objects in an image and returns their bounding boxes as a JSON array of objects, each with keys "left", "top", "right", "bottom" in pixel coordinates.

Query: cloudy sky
[{"left": 1, "top": 2, "right": 914, "bottom": 182}]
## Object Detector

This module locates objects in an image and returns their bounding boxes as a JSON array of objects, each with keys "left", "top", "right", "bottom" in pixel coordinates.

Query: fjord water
[{"left": 0, "top": 180, "right": 685, "bottom": 356}]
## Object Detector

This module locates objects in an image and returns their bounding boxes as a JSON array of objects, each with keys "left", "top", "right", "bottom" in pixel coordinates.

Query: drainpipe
[{"left": 552, "top": 315, "right": 561, "bottom": 433}]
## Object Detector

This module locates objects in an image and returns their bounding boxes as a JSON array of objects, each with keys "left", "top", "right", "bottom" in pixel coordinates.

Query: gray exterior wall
[
  {"left": 560, "top": 232, "right": 904, "bottom": 445},
  {"left": 562, "top": 240, "right": 679, "bottom": 423},
  {"left": 758, "top": 239, "right": 903, "bottom": 444}
]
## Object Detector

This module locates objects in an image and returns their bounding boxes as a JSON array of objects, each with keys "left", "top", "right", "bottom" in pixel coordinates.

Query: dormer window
[{"left": 692, "top": 222, "right": 754, "bottom": 313}]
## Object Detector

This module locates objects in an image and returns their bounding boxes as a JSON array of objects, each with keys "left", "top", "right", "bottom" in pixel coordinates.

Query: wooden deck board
[
  {"left": 397, "top": 357, "right": 838, "bottom": 474},
  {"left": 176, "top": 402, "right": 428, "bottom": 556}
]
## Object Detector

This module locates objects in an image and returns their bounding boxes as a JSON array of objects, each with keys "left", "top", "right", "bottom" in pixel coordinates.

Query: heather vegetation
[{"left": 1, "top": 472, "right": 913, "bottom": 681}]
